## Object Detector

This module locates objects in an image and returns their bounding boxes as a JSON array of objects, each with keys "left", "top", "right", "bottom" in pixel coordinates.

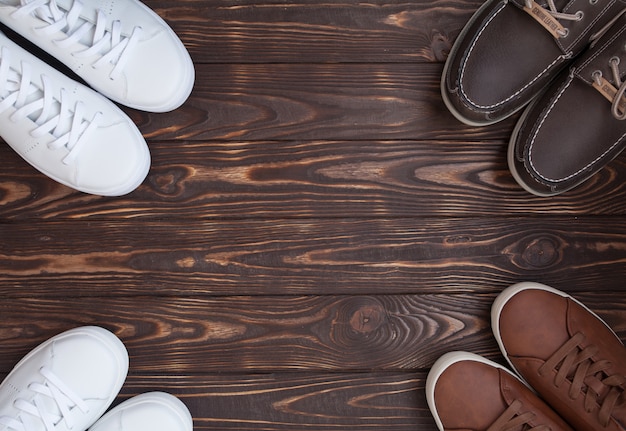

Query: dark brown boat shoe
[
  {"left": 426, "top": 351, "right": 574, "bottom": 431},
  {"left": 492, "top": 282, "right": 626, "bottom": 431},
  {"left": 441, "top": 0, "right": 626, "bottom": 126},
  {"left": 509, "top": 10, "right": 626, "bottom": 196}
]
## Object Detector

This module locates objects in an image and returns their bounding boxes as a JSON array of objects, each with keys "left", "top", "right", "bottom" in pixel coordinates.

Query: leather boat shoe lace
[
  {"left": 442, "top": 0, "right": 626, "bottom": 126},
  {"left": 509, "top": 9, "right": 626, "bottom": 196}
]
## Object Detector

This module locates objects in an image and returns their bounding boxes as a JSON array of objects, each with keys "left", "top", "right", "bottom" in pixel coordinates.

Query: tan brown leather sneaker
[
  {"left": 426, "top": 351, "right": 574, "bottom": 431},
  {"left": 492, "top": 282, "right": 626, "bottom": 431},
  {"left": 509, "top": 10, "right": 626, "bottom": 196},
  {"left": 441, "top": 0, "right": 626, "bottom": 126}
]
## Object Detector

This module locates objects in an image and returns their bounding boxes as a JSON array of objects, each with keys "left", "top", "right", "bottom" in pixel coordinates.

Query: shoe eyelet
[
  {"left": 560, "top": 28, "right": 570, "bottom": 38},
  {"left": 590, "top": 0, "right": 598, "bottom": 4},
  {"left": 592, "top": 70, "right": 603, "bottom": 82},
  {"left": 575, "top": 11, "right": 584, "bottom": 20},
  {"left": 611, "top": 56, "right": 621, "bottom": 66}
]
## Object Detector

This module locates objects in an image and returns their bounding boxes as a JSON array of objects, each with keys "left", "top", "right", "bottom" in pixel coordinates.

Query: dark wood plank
[
  {"left": 0, "top": 217, "right": 625, "bottom": 296},
  {"left": 119, "top": 372, "right": 431, "bottom": 431},
  {"left": 0, "top": 293, "right": 623, "bottom": 374},
  {"left": 3, "top": 140, "right": 626, "bottom": 219},
  {"left": 0, "top": 295, "right": 491, "bottom": 372},
  {"left": 2, "top": 0, "right": 624, "bottom": 429},
  {"left": 128, "top": 63, "right": 513, "bottom": 142},
  {"left": 145, "top": 0, "right": 483, "bottom": 64},
  {"left": 0, "top": 371, "right": 431, "bottom": 431},
  {"left": 2, "top": 217, "right": 626, "bottom": 297}
]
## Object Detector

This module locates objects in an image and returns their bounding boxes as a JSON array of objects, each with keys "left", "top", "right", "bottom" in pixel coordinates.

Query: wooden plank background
[{"left": 1, "top": 0, "right": 626, "bottom": 429}]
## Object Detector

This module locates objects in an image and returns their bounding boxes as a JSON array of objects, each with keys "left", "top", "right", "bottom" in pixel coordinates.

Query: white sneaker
[
  {"left": 0, "top": 326, "right": 129, "bottom": 431},
  {"left": 0, "top": 31, "right": 150, "bottom": 196},
  {"left": 0, "top": 0, "right": 195, "bottom": 112},
  {"left": 89, "top": 392, "right": 193, "bottom": 431}
]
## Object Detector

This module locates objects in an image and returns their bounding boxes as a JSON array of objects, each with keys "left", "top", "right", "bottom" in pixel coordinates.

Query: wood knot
[
  {"left": 332, "top": 297, "right": 390, "bottom": 350},
  {"left": 349, "top": 301, "right": 385, "bottom": 334},
  {"left": 521, "top": 235, "right": 561, "bottom": 268},
  {"left": 431, "top": 32, "right": 451, "bottom": 62},
  {"left": 148, "top": 167, "right": 191, "bottom": 196}
]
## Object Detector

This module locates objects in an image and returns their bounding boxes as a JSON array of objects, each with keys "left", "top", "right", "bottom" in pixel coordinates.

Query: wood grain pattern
[
  {"left": 119, "top": 372, "right": 431, "bottom": 431},
  {"left": 129, "top": 64, "right": 514, "bottom": 142},
  {"left": 3, "top": 140, "right": 626, "bottom": 219},
  {"left": 145, "top": 0, "right": 482, "bottom": 64},
  {"left": 0, "top": 293, "right": 624, "bottom": 373},
  {"left": 1, "top": 0, "right": 625, "bottom": 430},
  {"left": 2, "top": 218, "right": 626, "bottom": 296}
]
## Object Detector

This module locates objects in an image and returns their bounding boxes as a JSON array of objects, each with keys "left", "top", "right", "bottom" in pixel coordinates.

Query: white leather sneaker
[
  {"left": 89, "top": 392, "right": 193, "bottom": 431},
  {"left": 0, "top": 326, "right": 129, "bottom": 431},
  {"left": 0, "top": 30, "right": 150, "bottom": 196},
  {"left": 0, "top": 0, "right": 195, "bottom": 112}
]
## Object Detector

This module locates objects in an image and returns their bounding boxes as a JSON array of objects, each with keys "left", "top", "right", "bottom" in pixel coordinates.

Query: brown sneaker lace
[
  {"left": 523, "top": 0, "right": 585, "bottom": 39},
  {"left": 486, "top": 399, "right": 552, "bottom": 431},
  {"left": 538, "top": 332, "right": 625, "bottom": 427}
]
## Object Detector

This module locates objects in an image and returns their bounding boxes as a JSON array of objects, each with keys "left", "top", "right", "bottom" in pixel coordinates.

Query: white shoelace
[
  {"left": 0, "top": 45, "right": 101, "bottom": 164},
  {"left": 0, "top": 366, "right": 89, "bottom": 431},
  {"left": 11, "top": 0, "right": 142, "bottom": 80}
]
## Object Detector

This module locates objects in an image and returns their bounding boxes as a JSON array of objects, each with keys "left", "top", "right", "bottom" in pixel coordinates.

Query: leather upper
[
  {"left": 510, "top": 11, "right": 626, "bottom": 195},
  {"left": 431, "top": 355, "right": 574, "bottom": 430},
  {"left": 442, "top": 0, "right": 626, "bottom": 125},
  {"left": 497, "top": 288, "right": 626, "bottom": 431}
]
